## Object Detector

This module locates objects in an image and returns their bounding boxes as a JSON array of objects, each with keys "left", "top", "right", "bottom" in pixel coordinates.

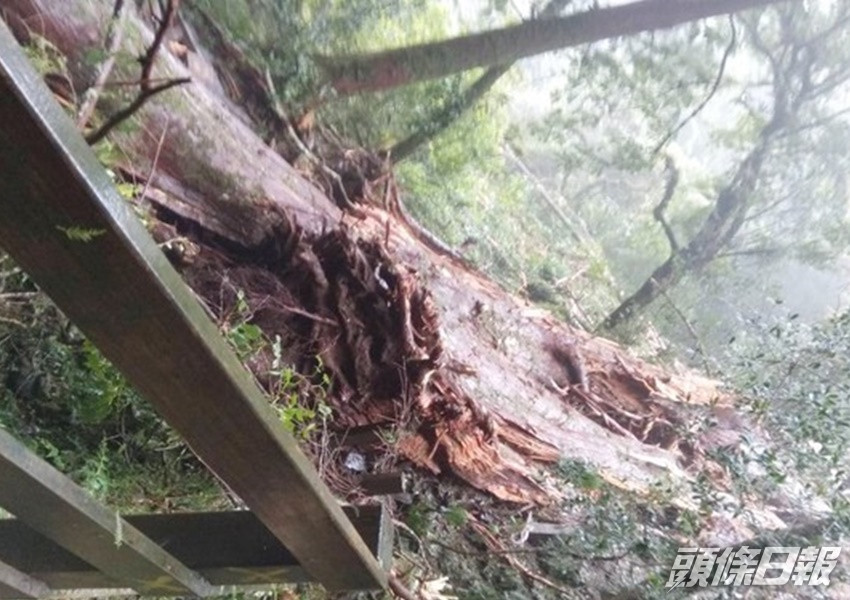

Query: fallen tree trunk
[
  {"left": 316, "top": 0, "right": 785, "bottom": 97},
  {"left": 2, "top": 0, "right": 732, "bottom": 505}
]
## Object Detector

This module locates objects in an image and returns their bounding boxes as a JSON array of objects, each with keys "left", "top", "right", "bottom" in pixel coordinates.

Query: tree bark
[
  {"left": 318, "top": 0, "right": 785, "bottom": 97},
  {"left": 3, "top": 0, "right": 733, "bottom": 506}
]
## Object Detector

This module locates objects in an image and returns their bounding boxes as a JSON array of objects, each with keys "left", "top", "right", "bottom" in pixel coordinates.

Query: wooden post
[{"left": 0, "top": 20, "right": 385, "bottom": 591}]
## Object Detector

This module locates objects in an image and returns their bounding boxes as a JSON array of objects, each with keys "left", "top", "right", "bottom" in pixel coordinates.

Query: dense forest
[{"left": 2, "top": 0, "right": 850, "bottom": 598}]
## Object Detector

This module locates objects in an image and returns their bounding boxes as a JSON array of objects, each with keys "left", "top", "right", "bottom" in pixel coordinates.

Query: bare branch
[
  {"left": 0, "top": 316, "right": 26, "bottom": 328},
  {"left": 504, "top": 144, "right": 588, "bottom": 245},
  {"left": 654, "top": 279, "right": 711, "bottom": 376},
  {"left": 781, "top": 106, "right": 850, "bottom": 137},
  {"left": 652, "top": 15, "right": 737, "bottom": 155},
  {"left": 716, "top": 246, "right": 784, "bottom": 259},
  {"left": 653, "top": 155, "right": 680, "bottom": 254},
  {"left": 86, "top": 78, "right": 189, "bottom": 145},
  {"left": 140, "top": 0, "right": 180, "bottom": 91},
  {"left": 85, "top": 0, "right": 188, "bottom": 145},
  {"left": 388, "top": 573, "right": 422, "bottom": 600}
]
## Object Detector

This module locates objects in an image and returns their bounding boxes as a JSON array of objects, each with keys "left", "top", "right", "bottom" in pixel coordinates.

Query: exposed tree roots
[
  {"left": 3, "top": 0, "right": 743, "bottom": 507},
  {"left": 148, "top": 205, "right": 555, "bottom": 503}
]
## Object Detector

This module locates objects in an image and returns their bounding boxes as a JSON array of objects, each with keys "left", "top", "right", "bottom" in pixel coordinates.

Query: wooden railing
[{"left": 0, "top": 18, "right": 388, "bottom": 595}]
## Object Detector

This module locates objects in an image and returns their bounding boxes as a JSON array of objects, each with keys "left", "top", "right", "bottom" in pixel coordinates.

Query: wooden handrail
[{"left": 0, "top": 19, "right": 386, "bottom": 592}]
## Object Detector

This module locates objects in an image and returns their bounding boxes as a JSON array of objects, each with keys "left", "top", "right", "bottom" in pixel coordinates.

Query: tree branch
[
  {"left": 786, "top": 106, "right": 850, "bottom": 137},
  {"left": 652, "top": 155, "right": 681, "bottom": 254},
  {"left": 388, "top": 573, "right": 422, "bottom": 600},
  {"left": 85, "top": 0, "right": 189, "bottom": 145},
  {"left": 652, "top": 15, "right": 737, "bottom": 156},
  {"left": 654, "top": 280, "right": 711, "bottom": 375},
  {"left": 387, "top": 0, "right": 573, "bottom": 162},
  {"left": 140, "top": 0, "right": 180, "bottom": 91},
  {"left": 86, "top": 78, "right": 189, "bottom": 144},
  {"left": 319, "top": 0, "right": 783, "bottom": 97},
  {"left": 504, "top": 144, "right": 588, "bottom": 245},
  {"left": 76, "top": 0, "right": 128, "bottom": 130},
  {"left": 716, "top": 246, "right": 784, "bottom": 259}
]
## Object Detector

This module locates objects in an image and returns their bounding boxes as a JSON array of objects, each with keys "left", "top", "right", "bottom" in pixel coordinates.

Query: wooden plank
[
  {"left": 0, "top": 559, "right": 50, "bottom": 599},
  {"left": 0, "top": 428, "right": 212, "bottom": 597},
  {"left": 0, "top": 21, "right": 385, "bottom": 591},
  {"left": 0, "top": 506, "right": 391, "bottom": 594}
]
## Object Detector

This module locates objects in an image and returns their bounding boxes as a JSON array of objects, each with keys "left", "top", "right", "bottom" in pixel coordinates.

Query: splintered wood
[{"left": 5, "top": 0, "right": 733, "bottom": 506}]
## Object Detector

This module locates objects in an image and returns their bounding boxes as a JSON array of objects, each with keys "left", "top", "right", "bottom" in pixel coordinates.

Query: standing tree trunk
[
  {"left": 600, "top": 6, "right": 824, "bottom": 331},
  {"left": 600, "top": 130, "right": 775, "bottom": 330},
  {"left": 317, "top": 0, "right": 786, "bottom": 97}
]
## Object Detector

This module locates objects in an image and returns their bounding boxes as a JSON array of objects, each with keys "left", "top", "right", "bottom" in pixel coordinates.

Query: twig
[
  {"left": 0, "top": 316, "right": 26, "bottom": 328},
  {"left": 388, "top": 573, "right": 421, "bottom": 600},
  {"left": 139, "top": 116, "right": 170, "bottom": 204},
  {"left": 652, "top": 15, "right": 737, "bottom": 156},
  {"left": 781, "top": 105, "right": 850, "bottom": 137},
  {"left": 86, "top": 78, "right": 189, "bottom": 144},
  {"left": 654, "top": 278, "right": 712, "bottom": 376},
  {"left": 274, "top": 303, "right": 339, "bottom": 327},
  {"left": 140, "top": 0, "right": 180, "bottom": 91},
  {"left": 263, "top": 67, "right": 358, "bottom": 209},
  {"left": 653, "top": 155, "right": 680, "bottom": 254},
  {"left": 99, "top": 76, "right": 187, "bottom": 88},
  {"left": 386, "top": 178, "right": 470, "bottom": 265},
  {"left": 428, "top": 535, "right": 630, "bottom": 561},
  {"left": 470, "top": 520, "right": 576, "bottom": 596},
  {"left": 0, "top": 292, "right": 38, "bottom": 301},
  {"left": 393, "top": 518, "right": 423, "bottom": 543},
  {"left": 572, "top": 387, "right": 641, "bottom": 441},
  {"left": 503, "top": 144, "right": 588, "bottom": 245},
  {"left": 76, "top": 0, "right": 129, "bottom": 130},
  {"left": 86, "top": 0, "right": 189, "bottom": 145}
]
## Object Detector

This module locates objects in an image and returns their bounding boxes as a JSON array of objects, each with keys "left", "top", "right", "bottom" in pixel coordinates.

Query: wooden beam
[
  {"left": 0, "top": 506, "right": 392, "bottom": 594},
  {"left": 0, "top": 559, "right": 50, "bottom": 599},
  {"left": 0, "top": 429, "right": 212, "bottom": 597},
  {"left": 0, "top": 21, "right": 385, "bottom": 591}
]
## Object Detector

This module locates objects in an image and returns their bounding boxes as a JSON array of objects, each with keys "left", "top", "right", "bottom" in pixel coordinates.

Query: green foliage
[
  {"left": 420, "top": 460, "right": 690, "bottom": 599},
  {"left": 0, "top": 255, "right": 221, "bottom": 509},
  {"left": 56, "top": 225, "right": 106, "bottom": 243},
  {"left": 22, "top": 33, "right": 68, "bottom": 79},
  {"left": 193, "top": 0, "right": 433, "bottom": 110},
  {"left": 556, "top": 458, "right": 604, "bottom": 491},
  {"left": 405, "top": 500, "right": 432, "bottom": 538},
  {"left": 269, "top": 336, "right": 332, "bottom": 438},
  {"left": 222, "top": 289, "right": 331, "bottom": 439},
  {"left": 444, "top": 504, "right": 468, "bottom": 528},
  {"left": 725, "top": 309, "right": 850, "bottom": 495}
]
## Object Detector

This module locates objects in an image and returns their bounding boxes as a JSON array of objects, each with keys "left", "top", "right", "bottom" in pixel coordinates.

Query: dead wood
[{"left": 2, "top": 0, "right": 737, "bottom": 506}]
